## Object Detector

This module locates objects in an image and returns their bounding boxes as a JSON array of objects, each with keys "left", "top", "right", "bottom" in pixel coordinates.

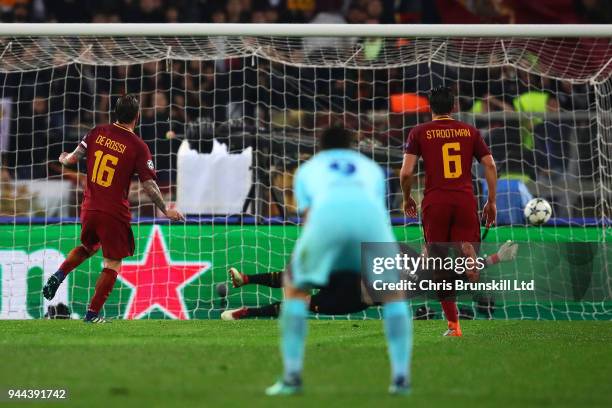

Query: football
[
  {"left": 215, "top": 282, "right": 228, "bottom": 298},
  {"left": 524, "top": 198, "right": 553, "bottom": 225}
]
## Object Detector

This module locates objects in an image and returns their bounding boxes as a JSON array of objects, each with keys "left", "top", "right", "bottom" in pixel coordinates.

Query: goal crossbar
[{"left": 0, "top": 23, "right": 611, "bottom": 38}]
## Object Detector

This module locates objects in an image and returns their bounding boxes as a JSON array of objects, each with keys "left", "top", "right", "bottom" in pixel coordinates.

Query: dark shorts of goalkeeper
[
  {"left": 283, "top": 243, "right": 422, "bottom": 315},
  {"left": 308, "top": 272, "right": 371, "bottom": 315}
]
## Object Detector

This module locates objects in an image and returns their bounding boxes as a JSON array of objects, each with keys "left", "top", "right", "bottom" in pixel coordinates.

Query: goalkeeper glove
[{"left": 486, "top": 240, "right": 518, "bottom": 266}]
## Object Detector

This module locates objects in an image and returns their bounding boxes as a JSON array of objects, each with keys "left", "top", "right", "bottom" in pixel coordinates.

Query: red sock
[
  {"left": 441, "top": 300, "right": 458, "bottom": 324},
  {"left": 59, "top": 246, "right": 92, "bottom": 276},
  {"left": 88, "top": 268, "right": 118, "bottom": 314}
]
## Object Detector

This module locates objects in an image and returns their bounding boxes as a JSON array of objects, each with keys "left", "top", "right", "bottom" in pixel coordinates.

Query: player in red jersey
[
  {"left": 42, "top": 94, "right": 184, "bottom": 323},
  {"left": 400, "top": 87, "right": 497, "bottom": 337}
]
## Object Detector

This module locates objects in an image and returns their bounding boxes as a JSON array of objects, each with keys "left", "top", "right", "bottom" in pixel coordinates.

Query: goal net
[{"left": 0, "top": 25, "right": 610, "bottom": 320}]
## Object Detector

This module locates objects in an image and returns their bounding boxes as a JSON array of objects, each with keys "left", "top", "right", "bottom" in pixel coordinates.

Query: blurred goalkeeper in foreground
[
  {"left": 222, "top": 241, "right": 518, "bottom": 320},
  {"left": 41, "top": 94, "right": 184, "bottom": 323},
  {"left": 264, "top": 126, "right": 411, "bottom": 396}
]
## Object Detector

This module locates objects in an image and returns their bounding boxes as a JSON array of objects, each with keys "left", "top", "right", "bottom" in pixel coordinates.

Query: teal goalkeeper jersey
[{"left": 293, "top": 148, "right": 387, "bottom": 215}]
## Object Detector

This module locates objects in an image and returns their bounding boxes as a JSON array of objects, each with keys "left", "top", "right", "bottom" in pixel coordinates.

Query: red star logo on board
[{"left": 118, "top": 225, "right": 210, "bottom": 320}]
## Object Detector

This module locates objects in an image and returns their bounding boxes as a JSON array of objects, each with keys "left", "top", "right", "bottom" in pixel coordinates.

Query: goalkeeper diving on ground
[{"left": 222, "top": 241, "right": 518, "bottom": 320}]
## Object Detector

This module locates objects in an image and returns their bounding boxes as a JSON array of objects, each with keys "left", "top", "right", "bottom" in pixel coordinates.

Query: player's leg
[
  {"left": 42, "top": 245, "right": 97, "bottom": 300},
  {"left": 441, "top": 203, "right": 481, "bottom": 336},
  {"left": 223, "top": 276, "right": 370, "bottom": 320},
  {"left": 422, "top": 204, "right": 461, "bottom": 336},
  {"left": 266, "top": 220, "right": 338, "bottom": 396},
  {"left": 42, "top": 212, "right": 100, "bottom": 300},
  {"left": 364, "top": 227, "right": 413, "bottom": 394},
  {"left": 383, "top": 295, "right": 413, "bottom": 395},
  {"left": 84, "top": 257, "right": 120, "bottom": 324},
  {"left": 228, "top": 267, "right": 283, "bottom": 288},
  {"left": 224, "top": 271, "right": 370, "bottom": 320},
  {"left": 348, "top": 205, "right": 413, "bottom": 395},
  {"left": 221, "top": 301, "right": 283, "bottom": 320},
  {"left": 224, "top": 265, "right": 286, "bottom": 319},
  {"left": 451, "top": 204, "right": 481, "bottom": 282},
  {"left": 265, "top": 283, "right": 309, "bottom": 396},
  {"left": 224, "top": 265, "right": 284, "bottom": 319},
  {"left": 436, "top": 269, "right": 461, "bottom": 337},
  {"left": 84, "top": 213, "right": 135, "bottom": 323}
]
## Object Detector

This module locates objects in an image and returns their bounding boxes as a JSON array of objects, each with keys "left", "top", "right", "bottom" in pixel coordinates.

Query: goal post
[{"left": 0, "top": 24, "right": 610, "bottom": 320}]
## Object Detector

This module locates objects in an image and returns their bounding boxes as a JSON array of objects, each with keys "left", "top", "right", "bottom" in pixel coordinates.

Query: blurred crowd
[
  {"left": 0, "top": 57, "right": 598, "bottom": 218},
  {"left": 0, "top": 0, "right": 611, "bottom": 24},
  {"left": 0, "top": 58, "right": 594, "bottom": 178},
  {"left": 0, "top": 0, "right": 608, "bottom": 219}
]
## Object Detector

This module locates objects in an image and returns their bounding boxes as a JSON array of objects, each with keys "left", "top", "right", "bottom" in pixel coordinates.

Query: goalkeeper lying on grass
[{"left": 221, "top": 241, "right": 518, "bottom": 320}]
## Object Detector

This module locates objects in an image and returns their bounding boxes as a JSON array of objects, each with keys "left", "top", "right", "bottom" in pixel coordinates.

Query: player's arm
[
  {"left": 136, "top": 140, "right": 184, "bottom": 222},
  {"left": 58, "top": 144, "right": 86, "bottom": 167},
  {"left": 474, "top": 129, "right": 497, "bottom": 227},
  {"left": 60, "top": 127, "right": 95, "bottom": 166},
  {"left": 293, "top": 166, "right": 310, "bottom": 223},
  {"left": 300, "top": 209, "right": 309, "bottom": 224},
  {"left": 480, "top": 154, "right": 497, "bottom": 227},
  {"left": 142, "top": 179, "right": 185, "bottom": 221},
  {"left": 400, "top": 153, "right": 418, "bottom": 217}
]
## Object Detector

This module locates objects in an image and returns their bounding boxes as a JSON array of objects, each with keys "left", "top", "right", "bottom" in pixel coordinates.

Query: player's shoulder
[
  {"left": 441, "top": 118, "right": 479, "bottom": 134},
  {"left": 130, "top": 132, "right": 148, "bottom": 148},
  {"left": 294, "top": 155, "right": 316, "bottom": 179},
  {"left": 427, "top": 118, "right": 480, "bottom": 135},
  {"left": 114, "top": 125, "right": 147, "bottom": 148},
  {"left": 316, "top": 148, "right": 372, "bottom": 165},
  {"left": 108, "top": 123, "right": 149, "bottom": 150},
  {"left": 300, "top": 149, "right": 372, "bottom": 170},
  {"left": 87, "top": 123, "right": 108, "bottom": 135},
  {"left": 354, "top": 150, "right": 381, "bottom": 168},
  {"left": 340, "top": 149, "right": 384, "bottom": 178}
]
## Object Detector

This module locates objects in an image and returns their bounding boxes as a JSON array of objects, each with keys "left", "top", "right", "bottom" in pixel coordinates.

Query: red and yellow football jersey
[{"left": 80, "top": 123, "right": 156, "bottom": 221}]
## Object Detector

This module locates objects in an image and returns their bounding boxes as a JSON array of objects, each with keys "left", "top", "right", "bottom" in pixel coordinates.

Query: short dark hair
[
  {"left": 428, "top": 86, "right": 455, "bottom": 115},
  {"left": 114, "top": 94, "right": 140, "bottom": 124},
  {"left": 319, "top": 126, "right": 354, "bottom": 150}
]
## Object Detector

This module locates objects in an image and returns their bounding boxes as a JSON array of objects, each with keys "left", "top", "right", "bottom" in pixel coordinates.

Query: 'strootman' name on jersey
[
  {"left": 426, "top": 128, "right": 472, "bottom": 139},
  {"left": 95, "top": 135, "right": 127, "bottom": 154}
]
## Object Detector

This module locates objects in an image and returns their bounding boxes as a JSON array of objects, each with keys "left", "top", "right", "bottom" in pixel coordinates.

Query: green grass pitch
[{"left": 1, "top": 320, "right": 610, "bottom": 408}]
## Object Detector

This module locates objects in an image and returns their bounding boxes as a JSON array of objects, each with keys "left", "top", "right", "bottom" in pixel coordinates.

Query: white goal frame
[
  {"left": 0, "top": 24, "right": 610, "bottom": 225},
  {"left": 0, "top": 23, "right": 611, "bottom": 38},
  {"left": 0, "top": 23, "right": 610, "bottom": 320}
]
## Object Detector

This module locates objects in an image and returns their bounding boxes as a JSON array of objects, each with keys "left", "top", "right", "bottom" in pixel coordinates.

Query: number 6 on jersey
[{"left": 442, "top": 142, "right": 462, "bottom": 179}]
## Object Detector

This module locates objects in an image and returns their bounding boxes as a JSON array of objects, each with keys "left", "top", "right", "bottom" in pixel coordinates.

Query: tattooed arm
[
  {"left": 59, "top": 145, "right": 87, "bottom": 166},
  {"left": 142, "top": 179, "right": 185, "bottom": 221}
]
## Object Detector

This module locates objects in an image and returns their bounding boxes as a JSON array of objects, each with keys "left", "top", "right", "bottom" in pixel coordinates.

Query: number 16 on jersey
[{"left": 91, "top": 150, "right": 118, "bottom": 187}]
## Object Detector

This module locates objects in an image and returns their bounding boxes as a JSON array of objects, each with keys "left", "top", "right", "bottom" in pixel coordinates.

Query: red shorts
[
  {"left": 423, "top": 202, "right": 480, "bottom": 300},
  {"left": 80, "top": 210, "right": 135, "bottom": 260},
  {"left": 422, "top": 202, "right": 480, "bottom": 244}
]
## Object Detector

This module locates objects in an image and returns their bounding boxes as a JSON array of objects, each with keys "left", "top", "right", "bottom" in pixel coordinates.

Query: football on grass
[{"left": 524, "top": 198, "right": 552, "bottom": 225}]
